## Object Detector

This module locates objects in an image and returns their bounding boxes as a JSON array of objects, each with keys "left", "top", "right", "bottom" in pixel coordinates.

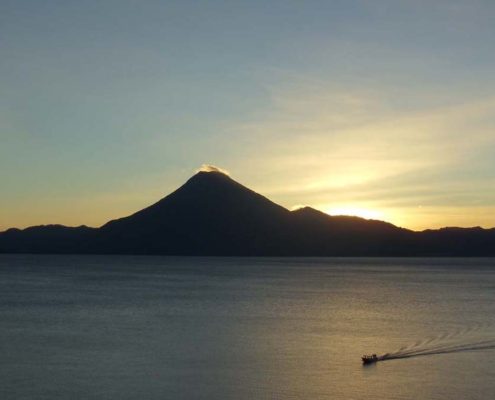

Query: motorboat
[{"left": 362, "top": 354, "right": 378, "bottom": 364}]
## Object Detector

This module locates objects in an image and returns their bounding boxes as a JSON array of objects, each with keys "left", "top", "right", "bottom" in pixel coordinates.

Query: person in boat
[{"left": 362, "top": 354, "right": 379, "bottom": 363}]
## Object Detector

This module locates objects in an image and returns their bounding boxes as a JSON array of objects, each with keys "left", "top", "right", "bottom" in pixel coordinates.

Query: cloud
[
  {"left": 196, "top": 164, "right": 230, "bottom": 175},
  {"left": 219, "top": 73, "right": 495, "bottom": 229}
]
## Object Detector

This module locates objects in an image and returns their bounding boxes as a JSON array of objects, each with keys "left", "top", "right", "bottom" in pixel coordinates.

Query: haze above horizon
[{"left": 2, "top": 1, "right": 495, "bottom": 231}]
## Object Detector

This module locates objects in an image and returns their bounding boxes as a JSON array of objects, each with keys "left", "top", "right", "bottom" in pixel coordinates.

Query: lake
[{"left": 1, "top": 255, "right": 494, "bottom": 399}]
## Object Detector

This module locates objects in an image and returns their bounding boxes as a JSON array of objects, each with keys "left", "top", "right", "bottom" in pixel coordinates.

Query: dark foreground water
[{"left": 1, "top": 256, "right": 494, "bottom": 400}]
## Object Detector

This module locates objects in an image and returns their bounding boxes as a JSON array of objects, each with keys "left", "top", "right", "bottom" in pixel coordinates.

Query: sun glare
[{"left": 325, "top": 206, "right": 384, "bottom": 220}]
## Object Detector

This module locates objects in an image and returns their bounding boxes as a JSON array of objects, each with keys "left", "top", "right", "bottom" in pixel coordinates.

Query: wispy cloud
[
  {"left": 225, "top": 75, "right": 495, "bottom": 229},
  {"left": 196, "top": 164, "right": 231, "bottom": 175}
]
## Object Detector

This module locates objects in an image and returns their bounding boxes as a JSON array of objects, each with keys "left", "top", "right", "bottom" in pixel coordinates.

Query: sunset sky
[{"left": 2, "top": 0, "right": 495, "bottom": 231}]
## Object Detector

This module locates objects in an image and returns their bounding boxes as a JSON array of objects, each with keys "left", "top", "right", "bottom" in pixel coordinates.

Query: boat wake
[
  {"left": 381, "top": 339, "right": 495, "bottom": 361},
  {"left": 375, "top": 323, "right": 495, "bottom": 363}
]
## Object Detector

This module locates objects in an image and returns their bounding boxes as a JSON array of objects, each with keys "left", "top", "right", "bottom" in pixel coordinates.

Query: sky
[{"left": 1, "top": 0, "right": 495, "bottom": 231}]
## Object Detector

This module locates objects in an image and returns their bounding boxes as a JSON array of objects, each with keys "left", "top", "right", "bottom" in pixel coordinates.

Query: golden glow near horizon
[
  {"left": 323, "top": 206, "right": 384, "bottom": 221},
  {"left": 1, "top": 165, "right": 494, "bottom": 232}
]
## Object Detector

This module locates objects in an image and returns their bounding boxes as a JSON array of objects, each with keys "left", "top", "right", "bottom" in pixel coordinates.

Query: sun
[{"left": 324, "top": 206, "right": 384, "bottom": 220}]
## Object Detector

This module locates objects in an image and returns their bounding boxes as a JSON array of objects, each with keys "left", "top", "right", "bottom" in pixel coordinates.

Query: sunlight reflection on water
[{"left": 0, "top": 256, "right": 494, "bottom": 400}]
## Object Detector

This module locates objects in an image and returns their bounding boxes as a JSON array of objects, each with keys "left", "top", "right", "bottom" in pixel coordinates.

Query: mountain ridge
[{"left": 1, "top": 171, "right": 494, "bottom": 256}]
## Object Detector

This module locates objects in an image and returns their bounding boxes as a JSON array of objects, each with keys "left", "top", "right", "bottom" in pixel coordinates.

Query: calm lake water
[{"left": 1, "top": 255, "right": 494, "bottom": 400}]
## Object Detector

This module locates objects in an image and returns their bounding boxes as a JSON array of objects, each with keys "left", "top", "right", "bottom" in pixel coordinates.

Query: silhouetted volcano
[
  {"left": 98, "top": 171, "right": 295, "bottom": 255},
  {"left": 1, "top": 170, "right": 495, "bottom": 256}
]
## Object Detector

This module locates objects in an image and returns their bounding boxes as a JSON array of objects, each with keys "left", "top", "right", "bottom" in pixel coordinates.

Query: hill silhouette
[{"left": 1, "top": 170, "right": 494, "bottom": 256}]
